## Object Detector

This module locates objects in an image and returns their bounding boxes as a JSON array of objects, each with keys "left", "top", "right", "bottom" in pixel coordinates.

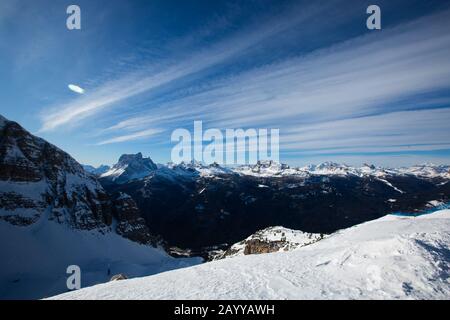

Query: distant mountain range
[
  {"left": 97, "top": 152, "right": 449, "bottom": 250},
  {"left": 93, "top": 154, "right": 450, "bottom": 183}
]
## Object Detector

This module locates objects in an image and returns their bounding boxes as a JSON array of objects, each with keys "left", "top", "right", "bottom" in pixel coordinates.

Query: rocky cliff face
[
  {"left": 0, "top": 115, "right": 155, "bottom": 245},
  {"left": 0, "top": 115, "right": 112, "bottom": 229},
  {"left": 112, "top": 192, "right": 160, "bottom": 246}
]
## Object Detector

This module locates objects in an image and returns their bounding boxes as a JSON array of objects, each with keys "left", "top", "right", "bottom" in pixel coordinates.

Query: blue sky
[{"left": 1, "top": 0, "right": 450, "bottom": 167}]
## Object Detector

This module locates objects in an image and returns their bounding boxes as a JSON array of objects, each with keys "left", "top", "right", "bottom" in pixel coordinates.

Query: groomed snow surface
[{"left": 51, "top": 210, "right": 450, "bottom": 300}]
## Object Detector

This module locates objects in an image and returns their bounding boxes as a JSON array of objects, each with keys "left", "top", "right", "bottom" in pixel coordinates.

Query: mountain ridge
[{"left": 99, "top": 154, "right": 450, "bottom": 182}]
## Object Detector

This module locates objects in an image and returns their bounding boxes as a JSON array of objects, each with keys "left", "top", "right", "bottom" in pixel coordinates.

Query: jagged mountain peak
[
  {"left": 118, "top": 152, "right": 144, "bottom": 164},
  {"left": 101, "top": 153, "right": 157, "bottom": 183},
  {"left": 116, "top": 152, "right": 155, "bottom": 167}
]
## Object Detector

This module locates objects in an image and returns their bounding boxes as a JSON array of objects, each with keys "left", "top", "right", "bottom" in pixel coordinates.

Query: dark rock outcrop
[
  {"left": 110, "top": 274, "right": 128, "bottom": 281},
  {"left": 112, "top": 192, "right": 160, "bottom": 246},
  {"left": 213, "top": 226, "right": 324, "bottom": 260}
]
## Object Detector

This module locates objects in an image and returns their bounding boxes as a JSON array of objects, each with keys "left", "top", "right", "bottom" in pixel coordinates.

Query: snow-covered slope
[
  {"left": 165, "top": 161, "right": 234, "bottom": 177},
  {"left": 51, "top": 210, "right": 450, "bottom": 300},
  {"left": 0, "top": 218, "right": 201, "bottom": 299},
  {"left": 397, "top": 164, "right": 450, "bottom": 179},
  {"left": 214, "top": 226, "right": 323, "bottom": 259},
  {"left": 83, "top": 164, "right": 110, "bottom": 176}
]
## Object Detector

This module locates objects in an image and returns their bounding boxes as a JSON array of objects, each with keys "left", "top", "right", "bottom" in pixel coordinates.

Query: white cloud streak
[
  {"left": 96, "top": 128, "right": 162, "bottom": 145},
  {"left": 281, "top": 107, "right": 450, "bottom": 154},
  {"left": 98, "top": 9, "right": 450, "bottom": 154}
]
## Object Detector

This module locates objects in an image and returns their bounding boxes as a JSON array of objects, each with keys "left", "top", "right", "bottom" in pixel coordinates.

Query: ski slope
[
  {"left": 51, "top": 210, "right": 450, "bottom": 300},
  {"left": 0, "top": 216, "right": 202, "bottom": 299}
]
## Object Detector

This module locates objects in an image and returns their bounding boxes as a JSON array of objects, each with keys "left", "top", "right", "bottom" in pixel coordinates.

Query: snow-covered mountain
[
  {"left": 50, "top": 209, "right": 450, "bottom": 300},
  {"left": 100, "top": 153, "right": 157, "bottom": 184},
  {"left": 0, "top": 115, "right": 201, "bottom": 299},
  {"left": 234, "top": 160, "right": 450, "bottom": 179},
  {"left": 99, "top": 156, "right": 450, "bottom": 183},
  {"left": 213, "top": 226, "right": 323, "bottom": 260},
  {"left": 167, "top": 161, "right": 234, "bottom": 177},
  {"left": 82, "top": 164, "right": 110, "bottom": 176}
]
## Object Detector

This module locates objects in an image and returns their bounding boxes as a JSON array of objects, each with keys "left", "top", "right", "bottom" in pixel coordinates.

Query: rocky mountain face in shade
[
  {"left": 0, "top": 115, "right": 156, "bottom": 246},
  {"left": 112, "top": 192, "right": 160, "bottom": 246},
  {"left": 0, "top": 115, "right": 112, "bottom": 229}
]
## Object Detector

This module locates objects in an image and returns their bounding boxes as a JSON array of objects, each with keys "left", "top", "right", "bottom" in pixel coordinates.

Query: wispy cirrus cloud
[
  {"left": 38, "top": 0, "right": 339, "bottom": 132},
  {"left": 36, "top": 1, "right": 450, "bottom": 164},
  {"left": 281, "top": 107, "right": 450, "bottom": 154},
  {"left": 96, "top": 128, "right": 162, "bottom": 145},
  {"left": 98, "top": 8, "right": 450, "bottom": 154}
]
